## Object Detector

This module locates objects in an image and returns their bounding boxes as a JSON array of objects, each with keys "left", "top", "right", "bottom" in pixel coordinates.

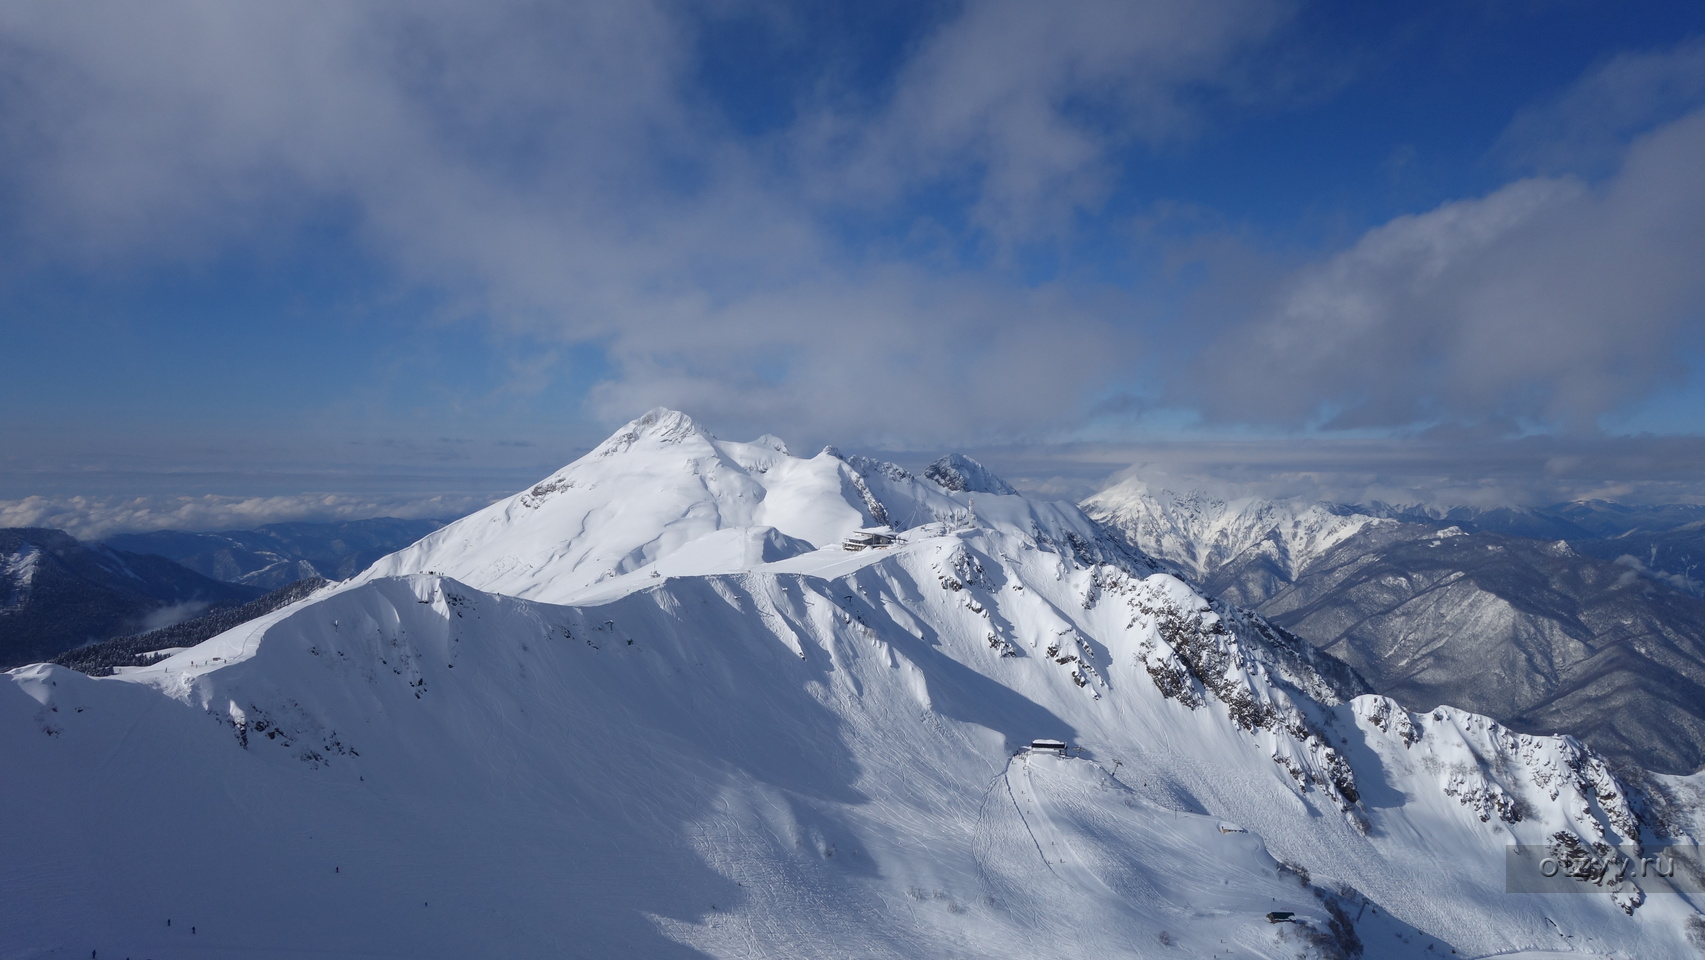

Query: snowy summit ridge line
[
  {"left": 3, "top": 409, "right": 1699, "bottom": 958},
  {"left": 361, "top": 406, "right": 1154, "bottom": 605}
]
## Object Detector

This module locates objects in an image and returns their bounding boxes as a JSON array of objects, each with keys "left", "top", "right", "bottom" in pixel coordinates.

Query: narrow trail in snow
[
  {"left": 1002, "top": 756, "right": 1061, "bottom": 881},
  {"left": 970, "top": 759, "right": 1011, "bottom": 891}
]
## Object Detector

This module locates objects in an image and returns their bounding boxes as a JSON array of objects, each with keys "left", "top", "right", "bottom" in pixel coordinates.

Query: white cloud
[
  {"left": 961, "top": 432, "right": 1705, "bottom": 508},
  {"left": 1499, "top": 37, "right": 1705, "bottom": 175},
  {"left": 1187, "top": 105, "right": 1705, "bottom": 430},
  {"left": 587, "top": 268, "right": 1140, "bottom": 447},
  {"left": 8, "top": 3, "right": 1696, "bottom": 454},
  {"left": 0, "top": 0, "right": 1290, "bottom": 448},
  {"left": 820, "top": 0, "right": 1292, "bottom": 237}
]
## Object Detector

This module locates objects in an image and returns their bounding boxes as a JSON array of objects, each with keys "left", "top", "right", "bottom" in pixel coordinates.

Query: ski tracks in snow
[{"left": 998, "top": 757, "right": 1062, "bottom": 881}]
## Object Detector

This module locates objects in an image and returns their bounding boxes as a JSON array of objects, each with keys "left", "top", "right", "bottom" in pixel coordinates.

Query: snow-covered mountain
[
  {"left": 1360, "top": 499, "right": 1705, "bottom": 542},
  {"left": 360, "top": 409, "right": 1152, "bottom": 605},
  {"left": 5, "top": 410, "right": 1699, "bottom": 958},
  {"left": 1363, "top": 500, "right": 1705, "bottom": 599},
  {"left": 1082, "top": 479, "right": 1388, "bottom": 603},
  {"left": 1086, "top": 481, "right": 1705, "bottom": 774},
  {"left": 1259, "top": 522, "right": 1705, "bottom": 775}
]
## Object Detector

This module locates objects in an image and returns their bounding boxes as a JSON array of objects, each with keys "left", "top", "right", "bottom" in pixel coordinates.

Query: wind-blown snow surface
[{"left": 4, "top": 410, "right": 1699, "bottom": 958}]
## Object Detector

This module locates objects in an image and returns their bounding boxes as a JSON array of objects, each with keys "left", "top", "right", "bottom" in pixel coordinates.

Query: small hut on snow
[{"left": 842, "top": 529, "right": 903, "bottom": 551}]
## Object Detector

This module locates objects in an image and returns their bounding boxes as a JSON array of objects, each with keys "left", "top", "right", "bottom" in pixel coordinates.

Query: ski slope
[{"left": 3, "top": 409, "right": 1698, "bottom": 958}]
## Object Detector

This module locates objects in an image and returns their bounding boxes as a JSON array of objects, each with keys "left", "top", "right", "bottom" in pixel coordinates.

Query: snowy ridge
[
  {"left": 364, "top": 407, "right": 1159, "bottom": 605},
  {"left": 1083, "top": 478, "right": 1387, "bottom": 584},
  {"left": 3, "top": 410, "right": 1698, "bottom": 958}
]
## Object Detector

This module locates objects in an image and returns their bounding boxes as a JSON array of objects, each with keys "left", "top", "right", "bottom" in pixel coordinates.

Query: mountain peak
[
  {"left": 924, "top": 454, "right": 1016, "bottom": 495},
  {"left": 749, "top": 433, "right": 789, "bottom": 455},
  {"left": 594, "top": 408, "right": 711, "bottom": 457}
]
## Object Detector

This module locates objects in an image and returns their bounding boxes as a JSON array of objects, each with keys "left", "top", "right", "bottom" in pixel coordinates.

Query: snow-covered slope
[
  {"left": 1082, "top": 480, "right": 1387, "bottom": 604},
  {"left": 4, "top": 411, "right": 1697, "bottom": 958}
]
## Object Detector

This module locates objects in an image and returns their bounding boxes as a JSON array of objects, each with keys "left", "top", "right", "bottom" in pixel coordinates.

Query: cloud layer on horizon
[
  {"left": 12, "top": 427, "right": 1705, "bottom": 541},
  {"left": 985, "top": 432, "right": 1705, "bottom": 508},
  {"left": 0, "top": 492, "right": 496, "bottom": 541}
]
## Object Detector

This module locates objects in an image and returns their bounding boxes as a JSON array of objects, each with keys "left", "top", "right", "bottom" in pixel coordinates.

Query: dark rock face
[
  {"left": 0, "top": 528, "right": 263, "bottom": 669},
  {"left": 106, "top": 517, "right": 446, "bottom": 589},
  {"left": 924, "top": 454, "right": 1018, "bottom": 496}
]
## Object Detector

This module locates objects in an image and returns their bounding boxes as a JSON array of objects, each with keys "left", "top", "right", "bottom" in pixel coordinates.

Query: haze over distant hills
[
  {"left": 106, "top": 518, "right": 450, "bottom": 590},
  {"left": 1360, "top": 500, "right": 1705, "bottom": 596}
]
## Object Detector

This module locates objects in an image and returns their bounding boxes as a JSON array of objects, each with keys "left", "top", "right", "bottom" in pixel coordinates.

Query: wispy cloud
[
  {"left": 1498, "top": 37, "right": 1705, "bottom": 175},
  {"left": 964, "top": 432, "right": 1705, "bottom": 507},
  {"left": 806, "top": 0, "right": 1294, "bottom": 238},
  {"left": 1181, "top": 101, "right": 1705, "bottom": 431}
]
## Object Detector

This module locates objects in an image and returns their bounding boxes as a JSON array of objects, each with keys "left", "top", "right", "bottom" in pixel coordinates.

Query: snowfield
[{"left": 4, "top": 409, "right": 1701, "bottom": 958}]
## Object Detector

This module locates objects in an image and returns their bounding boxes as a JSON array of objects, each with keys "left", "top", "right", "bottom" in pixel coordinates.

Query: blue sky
[{"left": 3, "top": 1, "right": 1705, "bottom": 533}]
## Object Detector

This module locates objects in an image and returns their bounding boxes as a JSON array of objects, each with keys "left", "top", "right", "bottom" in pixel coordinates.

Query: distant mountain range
[
  {"left": 1085, "top": 481, "right": 1705, "bottom": 773},
  {"left": 1, "top": 518, "right": 447, "bottom": 670},
  {"left": 17, "top": 480, "right": 1703, "bottom": 778},
  {"left": 1076, "top": 485, "right": 1388, "bottom": 598},
  {"left": 1361, "top": 500, "right": 1705, "bottom": 596},
  {"left": 0, "top": 528, "right": 263, "bottom": 669},
  {"left": 105, "top": 517, "right": 450, "bottom": 589}
]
